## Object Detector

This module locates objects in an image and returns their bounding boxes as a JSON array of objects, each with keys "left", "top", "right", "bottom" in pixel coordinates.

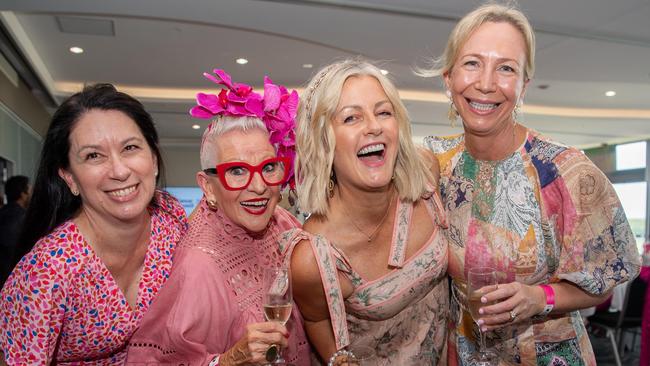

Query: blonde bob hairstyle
[
  {"left": 296, "top": 58, "right": 434, "bottom": 216},
  {"left": 419, "top": 2, "right": 536, "bottom": 81},
  {"left": 199, "top": 115, "right": 268, "bottom": 170}
]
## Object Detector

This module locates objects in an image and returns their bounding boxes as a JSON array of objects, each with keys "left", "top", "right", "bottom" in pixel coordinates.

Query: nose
[
  {"left": 109, "top": 155, "right": 131, "bottom": 181},
  {"left": 365, "top": 114, "right": 383, "bottom": 136},
  {"left": 476, "top": 67, "right": 497, "bottom": 94},
  {"left": 246, "top": 171, "right": 268, "bottom": 194}
]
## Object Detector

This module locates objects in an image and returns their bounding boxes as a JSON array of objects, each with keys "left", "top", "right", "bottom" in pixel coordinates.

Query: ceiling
[{"left": 1, "top": 0, "right": 649, "bottom": 148}]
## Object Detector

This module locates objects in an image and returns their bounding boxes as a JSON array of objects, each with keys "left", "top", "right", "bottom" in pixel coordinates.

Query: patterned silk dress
[
  {"left": 425, "top": 129, "right": 641, "bottom": 366},
  {"left": 280, "top": 194, "right": 449, "bottom": 365}
]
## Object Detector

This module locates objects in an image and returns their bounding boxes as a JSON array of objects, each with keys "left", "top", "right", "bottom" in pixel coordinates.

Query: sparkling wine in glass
[
  {"left": 263, "top": 267, "right": 292, "bottom": 364},
  {"left": 467, "top": 266, "right": 499, "bottom": 366}
]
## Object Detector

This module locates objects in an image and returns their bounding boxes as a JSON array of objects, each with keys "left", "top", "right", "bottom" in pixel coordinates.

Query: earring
[
  {"left": 513, "top": 100, "right": 523, "bottom": 122},
  {"left": 279, "top": 193, "right": 284, "bottom": 202},
  {"left": 207, "top": 199, "right": 218, "bottom": 210},
  {"left": 71, "top": 187, "right": 79, "bottom": 196},
  {"left": 327, "top": 172, "right": 335, "bottom": 198},
  {"left": 288, "top": 189, "right": 297, "bottom": 207},
  {"left": 446, "top": 90, "right": 458, "bottom": 127}
]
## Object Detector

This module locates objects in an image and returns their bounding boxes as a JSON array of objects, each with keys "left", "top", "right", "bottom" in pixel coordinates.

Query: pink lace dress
[
  {"left": 126, "top": 199, "right": 311, "bottom": 365},
  {"left": 280, "top": 194, "right": 449, "bottom": 365},
  {"left": 0, "top": 191, "right": 188, "bottom": 365}
]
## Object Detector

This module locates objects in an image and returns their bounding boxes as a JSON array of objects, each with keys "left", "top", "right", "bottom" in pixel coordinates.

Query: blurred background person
[
  {"left": 0, "top": 175, "right": 30, "bottom": 288},
  {"left": 0, "top": 84, "right": 187, "bottom": 365},
  {"left": 423, "top": 4, "right": 641, "bottom": 365}
]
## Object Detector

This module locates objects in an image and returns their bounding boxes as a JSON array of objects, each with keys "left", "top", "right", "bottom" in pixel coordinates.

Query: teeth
[
  {"left": 469, "top": 101, "right": 498, "bottom": 111},
  {"left": 357, "top": 143, "right": 385, "bottom": 156},
  {"left": 109, "top": 185, "right": 136, "bottom": 197},
  {"left": 241, "top": 200, "right": 268, "bottom": 207}
]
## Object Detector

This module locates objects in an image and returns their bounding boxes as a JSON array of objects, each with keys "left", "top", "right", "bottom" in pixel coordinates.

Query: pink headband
[{"left": 190, "top": 69, "right": 298, "bottom": 189}]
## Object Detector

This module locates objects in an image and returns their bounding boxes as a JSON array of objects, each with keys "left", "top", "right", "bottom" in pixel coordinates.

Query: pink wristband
[{"left": 538, "top": 284, "right": 555, "bottom": 316}]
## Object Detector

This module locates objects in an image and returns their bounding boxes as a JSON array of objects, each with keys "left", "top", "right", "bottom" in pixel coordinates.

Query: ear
[
  {"left": 519, "top": 78, "right": 531, "bottom": 102},
  {"left": 196, "top": 171, "right": 216, "bottom": 202},
  {"left": 443, "top": 70, "right": 452, "bottom": 92},
  {"left": 153, "top": 154, "right": 159, "bottom": 177},
  {"left": 58, "top": 167, "right": 78, "bottom": 193}
]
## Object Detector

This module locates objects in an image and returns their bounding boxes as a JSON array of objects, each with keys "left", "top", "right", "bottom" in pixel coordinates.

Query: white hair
[{"left": 199, "top": 115, "right": 269, "bottom": 169}]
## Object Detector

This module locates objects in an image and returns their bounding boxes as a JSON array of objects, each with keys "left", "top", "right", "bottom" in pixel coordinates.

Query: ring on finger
[
  {"left": 509, "top": 310, "right": 518, "bottom": 321},
  {"left": 265, "top": 344, "right": 279, "bottom": 362}
]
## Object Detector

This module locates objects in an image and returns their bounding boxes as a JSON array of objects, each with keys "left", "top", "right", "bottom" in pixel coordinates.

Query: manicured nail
[
  {"left": 479, "top": 308, "right": 484, "bottom": 315},
  {"left": 481, "top": 296, "right": 487, "bottom": 303},
  {"left": 481, "top": 326, "right": 488, "bottom": 332},
  {"left": 477, "top": 319, "right": 484, "bottom": 326},
  {"left": 284, "top": 332, "right": 290, "bottom": 338}
]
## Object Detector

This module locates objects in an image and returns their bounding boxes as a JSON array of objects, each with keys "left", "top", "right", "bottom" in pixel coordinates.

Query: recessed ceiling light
[
  {"left": 380, "top": 69, "right": 389, "bottom": 75},
  {"left": 605, "top": 90, "right": 616, "bottom": 97},
  {"left": 69, "top": 46, "right": 84, "bottom": 54},
  {"left": 302, "top": 63, "right": 313, "bottom": 69},
  {"left": 192, "top": 124, "right": 201, "bottom": 130},
  {"left": 236, "top": 58, "right": 248, "bottom": 65}
]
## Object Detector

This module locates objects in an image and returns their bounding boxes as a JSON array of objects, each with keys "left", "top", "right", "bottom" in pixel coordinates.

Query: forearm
[
  {"left": 545, "top": 281, "right": 610, "bottom": 314},
  {"left": 304, "top": 319, "right": 338, "bottom": 363}
]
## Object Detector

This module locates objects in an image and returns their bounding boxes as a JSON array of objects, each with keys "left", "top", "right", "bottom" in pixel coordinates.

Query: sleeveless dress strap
[
  {"left": 279, "top": 228, "right": 351, "bottom": 350},
  {"left": 425, "top": 190, "right": 448, "bottom": 229},
  {"left": 388, "top": 199, "right": 413, "bottom": 268}
]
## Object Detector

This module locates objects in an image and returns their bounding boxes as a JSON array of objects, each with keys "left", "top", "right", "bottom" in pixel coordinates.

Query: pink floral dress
[
  {"left": 0, "top": 191, "right": 187, "bottom": 365},
  {"left": 280, "top": 194, "right": 449, "bottom": 365}
]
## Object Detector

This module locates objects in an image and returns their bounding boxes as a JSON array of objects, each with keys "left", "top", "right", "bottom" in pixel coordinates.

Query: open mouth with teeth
[
  {"left": 468, "top": 100, "right": 500, "bottom": 112},
  {"left": 357, "top": 143, "right": 386, "bottom": 163},
  {"left": 107, "top": 184, "right": 138, "bottom": 198},
  {"left": 240, "top": 198, "right": 269, "bottom": 215}
]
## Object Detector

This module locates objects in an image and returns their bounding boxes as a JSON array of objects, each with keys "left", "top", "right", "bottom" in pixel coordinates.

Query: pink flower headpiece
[{"left": 190, "top": 69, "right": 298, "bottom": 189}]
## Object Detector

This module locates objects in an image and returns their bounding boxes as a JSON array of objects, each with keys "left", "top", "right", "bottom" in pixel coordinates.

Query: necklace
[{"left": 342, "top": 191, "right": 396, "bottom": 242}]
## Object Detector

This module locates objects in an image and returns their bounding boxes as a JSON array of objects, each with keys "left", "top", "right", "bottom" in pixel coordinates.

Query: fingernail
[
  {"left": 481, "top": 296, "right": 487, "bottom": 303},
  {"left": 477, "top": 319, "right": 484, "bottom": 326},
  {"left": 482, "top": 326, "right": 488, "bottom": 332},
  {"left": 284, "top": 332, "right": 290, "bottom": 338},
  {"left": 479, "top": 308, "right": 484, "bottom": 315}
]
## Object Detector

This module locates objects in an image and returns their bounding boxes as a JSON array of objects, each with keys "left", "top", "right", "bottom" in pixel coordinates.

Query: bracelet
[
  {"left": 327, "top": 349, "right": 355, "bottom": 366},
  {"left": 208, "top": 354, "right": 220, "bottom": 366},
  {"left": 538, "top": 284, "right": 555, "bottom": 316}
]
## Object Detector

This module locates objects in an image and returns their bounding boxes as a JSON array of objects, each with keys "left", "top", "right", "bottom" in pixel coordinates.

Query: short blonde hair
[
  {"left": 296, "top": 58, "right": 433, "bottom": 216},
  {"left": 420, "top": 2, "right": 535, "bottom": 80},
  {"left": 200, "top": 115, "right": 268, "bottom": 169}
]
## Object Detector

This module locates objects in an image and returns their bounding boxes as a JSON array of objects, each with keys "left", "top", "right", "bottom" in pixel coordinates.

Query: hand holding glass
[
  {"left": 263, "top": 267, "right": 292, "bottom": 364},
  {"left": 467, "top": 267, "right": 499, "bottom": 366}
]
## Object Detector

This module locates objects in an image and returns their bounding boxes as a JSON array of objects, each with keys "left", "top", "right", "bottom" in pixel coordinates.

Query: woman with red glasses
[{"left": 126, "top": 70, "right": 310, "bottom": 365}]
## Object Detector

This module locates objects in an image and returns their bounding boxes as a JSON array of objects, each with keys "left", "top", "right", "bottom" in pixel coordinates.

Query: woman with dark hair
[{"left": 0, "top": 83, "right": 187, "bottom": 365}]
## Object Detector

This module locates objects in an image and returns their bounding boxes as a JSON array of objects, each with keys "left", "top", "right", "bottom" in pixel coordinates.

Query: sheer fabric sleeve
[
  {"left": 551, "top": 151, "right": 641, "bottom": 294},
  {"left": 0, "top": 243, "right": 67, "bottom": 365},
  {"left": 126, "top": 248, "right": 230, "bottom": 365}
]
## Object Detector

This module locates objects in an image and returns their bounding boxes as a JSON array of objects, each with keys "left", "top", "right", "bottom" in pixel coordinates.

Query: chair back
[{"left": 617, "top": 276, "right": 647, "bottom": 328}]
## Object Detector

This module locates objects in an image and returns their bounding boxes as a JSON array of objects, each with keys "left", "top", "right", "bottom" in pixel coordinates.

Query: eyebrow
[
  {"left": 76, "top": 136, "right": 144, "bottom": 153},
  {"left": 462, "top": 53, "right": 521, "bottom": 65},
  {"left": 337, "top": 99, "right": 392, "bottom": 113}
]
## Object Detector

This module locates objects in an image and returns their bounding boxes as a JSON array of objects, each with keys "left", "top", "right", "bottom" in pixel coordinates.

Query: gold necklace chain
[{"left": 342, "top": 191, "right": 395, "bottom": 242}]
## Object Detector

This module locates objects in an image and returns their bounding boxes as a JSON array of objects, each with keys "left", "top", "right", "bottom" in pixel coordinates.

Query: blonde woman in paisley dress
[
  {"left": 282, "top": 59, "right": 449, "bottom": 365},
  {"left": 422, "top": 4, "right": 641, "bottom": 365}
]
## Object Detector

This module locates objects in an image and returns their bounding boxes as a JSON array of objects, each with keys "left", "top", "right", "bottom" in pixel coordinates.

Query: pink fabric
[
  {"left": 640, "top": 266, "right": 650, "bottom": 366},
  {"left": 0, "top": 191, "right": 187, "bottom": 365},
  {"left": 126, "top": 199, "right": 311, "bottom": 365}
]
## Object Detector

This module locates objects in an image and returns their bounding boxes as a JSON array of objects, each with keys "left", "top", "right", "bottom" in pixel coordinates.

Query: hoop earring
[
  {"left": 446, "top": 90, "right": 458, "bottom": 127},
  {"left": 279, "top": 193, "right": 284, "bottom": 202},
  {"left": 327, "top": 172, "right": 335, "bottom": 198}
]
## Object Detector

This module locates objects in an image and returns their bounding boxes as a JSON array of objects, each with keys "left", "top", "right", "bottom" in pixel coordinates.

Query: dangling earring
[
  {"left": 288, "top": 189, "right": 297, "bottom": 207},
  {"left": 513, "top": 100, "right": 523, "bottom": 122},
  {"left": 207, "top": 199, "right": 218, "bottom": 210},
  {"left": 446, "top": 90, "right": 458, "bottom": 127},
  {"left": 279, "top": 193, "right": 284, "bottom": 202},
  {"left": 327, "top": 172, "right": 335, "bottom": 198}
]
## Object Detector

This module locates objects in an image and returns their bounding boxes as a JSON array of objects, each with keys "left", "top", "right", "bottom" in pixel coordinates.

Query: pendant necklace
[{"left": 343, "top": 191, "right": 396, "bottom": 242}]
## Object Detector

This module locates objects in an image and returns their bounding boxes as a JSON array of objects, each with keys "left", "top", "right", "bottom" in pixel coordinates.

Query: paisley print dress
[{"left": 425, "top": 130, "right": 640, "bottom": 366}]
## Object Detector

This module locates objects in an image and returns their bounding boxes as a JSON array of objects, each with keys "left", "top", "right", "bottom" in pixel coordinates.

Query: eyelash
[{"left": 85, "top": 152, "right": 100, "bottom": 160}]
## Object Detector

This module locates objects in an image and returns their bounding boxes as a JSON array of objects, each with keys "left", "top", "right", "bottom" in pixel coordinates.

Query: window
[
  {"left": 613, "top": 182, "right": 646, "bottom": 253},
  {"left": 616, "top": 141, "right": 646, "bottom": 171}
]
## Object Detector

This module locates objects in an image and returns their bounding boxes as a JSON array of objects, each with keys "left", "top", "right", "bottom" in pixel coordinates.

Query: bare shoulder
[{"left": 290, "top": 238, "right": 330, "bottom": 321}]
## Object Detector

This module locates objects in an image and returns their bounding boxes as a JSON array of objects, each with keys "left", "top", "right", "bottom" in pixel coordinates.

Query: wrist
[{"left": 538, "top": 284, "right": 555, "bottom": 316}]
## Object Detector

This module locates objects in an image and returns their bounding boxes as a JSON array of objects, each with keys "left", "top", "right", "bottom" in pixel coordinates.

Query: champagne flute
[
  {"left": 467, "top": 266, "right": 499, "bottom": 366},
  {"left": 263, "top": 267, "right": 293, "bottom": 364}
]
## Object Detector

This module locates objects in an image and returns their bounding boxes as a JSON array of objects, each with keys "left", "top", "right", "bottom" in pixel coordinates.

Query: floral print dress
[
  {"left": 280, "top": 194, "right": 449, "bottom": 365},
  {"left": 425, "top": 130, "right": 641, "bottom": 366},
  {"left": 0, "top": 191, "right": 187, "bottom": 365}
]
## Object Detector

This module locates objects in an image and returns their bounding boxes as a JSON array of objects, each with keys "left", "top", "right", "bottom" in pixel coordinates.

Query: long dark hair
[{"left": 14, "top": 83, "right": 165, "bottom": 263}]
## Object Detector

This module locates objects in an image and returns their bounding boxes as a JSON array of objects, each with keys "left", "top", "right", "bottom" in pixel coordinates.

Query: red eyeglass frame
[{"left": 203, "top": 157, "right": 290, "bottom": 191}]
